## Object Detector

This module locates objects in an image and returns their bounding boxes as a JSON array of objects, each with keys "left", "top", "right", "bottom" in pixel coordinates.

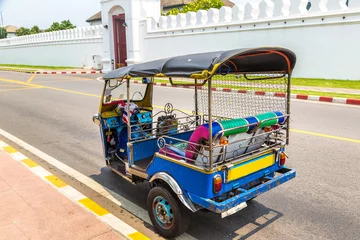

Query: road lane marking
[
  {"left": 2, "top": 77, "right": 358, "bottom": 145},
  {"left": 0, "top": 78, "right": 100, "bottom": 97},
  {"left": 33, "top": 79, "right": 93, "bottom": 83},
  {"left": 0, "top": 139, "right": 151, "bottom": 240},
  {"left": 0, "top": 87, "right": 42, "bottom": 92},
  {"left": 290, "top": 129, "right": 360, "bottom": 143},
  {"left": 26, "top": 74, "right": 36, "bottom": 83}
]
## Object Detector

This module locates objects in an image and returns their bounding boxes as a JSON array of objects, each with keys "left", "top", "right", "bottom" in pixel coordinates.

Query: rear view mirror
[
  {"left": 109, "top": 79, "right": 122, "bottom": 88},
  {"left": 92, "top": 114, "right": 101, "bottom": 126}
]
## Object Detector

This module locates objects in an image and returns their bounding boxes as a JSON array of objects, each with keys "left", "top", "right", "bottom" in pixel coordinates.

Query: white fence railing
[
  {"left": 0, "top": 26, "right": 103, "bottom": 47},
  {"left": 137, "top": 0, "right": 360, "bottom": 80},
  {"left": 0, "top": 26, "right": 104, "bottom": 68},
  {"left": 147, "top": 0, "right": 360, "bottom": 32}
]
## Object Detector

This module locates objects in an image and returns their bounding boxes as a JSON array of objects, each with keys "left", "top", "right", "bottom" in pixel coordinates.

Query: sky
[{"left": 0, "top": 0, "right": 101, "bottom": 29}]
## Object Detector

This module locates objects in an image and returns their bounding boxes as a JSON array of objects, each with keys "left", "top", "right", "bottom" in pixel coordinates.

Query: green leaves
[
  {"left": 15, "top": 27, "right": 31, "bottom": 36},
  {"left": 15, "top": 26, "right": 41, "bottom": 36},
  {"left": 30, "top": 26, "right": 41, "bottom": 34},
  {"left": 165, "top": 0, "right": 224, "bottom": 16},
  {"left": 0, "top": 27, "right": 7, "bottom": 39},
  {"left": 45, "top": 20, "right": 76, "bottom": 32}
]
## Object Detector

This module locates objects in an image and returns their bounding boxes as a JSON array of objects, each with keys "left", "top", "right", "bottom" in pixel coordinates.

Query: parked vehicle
[{"left": 93, "top": 47, "right": 297, "bottom": 238}]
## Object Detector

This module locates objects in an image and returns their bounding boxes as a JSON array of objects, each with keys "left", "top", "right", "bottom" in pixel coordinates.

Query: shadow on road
[{"left": 91, "top": 166, "right": 283, "bottom": 240}]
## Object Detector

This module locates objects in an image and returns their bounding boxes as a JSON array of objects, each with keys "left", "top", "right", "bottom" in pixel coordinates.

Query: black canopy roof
[{"left": 103, "top": 47, "right": 296, "bottom": 80}]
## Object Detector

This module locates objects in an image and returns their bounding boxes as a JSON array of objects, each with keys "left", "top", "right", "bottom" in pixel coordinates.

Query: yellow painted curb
[
  {"left": 3, "top": 146, "right": 17, "bottom": 154},
  {"left": 127, "top": 231, "right": 150, "bottom": 240},
  {"left": 21, "top": 159, "right": 39, "bottom": 168},
  {"left": 79, "top": 198, "right": 110, "bottom": 216},
  {"left": 45, "top": 175, "right": 68, "bottom": 188}
]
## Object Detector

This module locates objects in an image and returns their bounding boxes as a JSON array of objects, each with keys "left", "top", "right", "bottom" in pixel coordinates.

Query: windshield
[{"left": 103, "top": 80, "right": 147, "bottom": 104}]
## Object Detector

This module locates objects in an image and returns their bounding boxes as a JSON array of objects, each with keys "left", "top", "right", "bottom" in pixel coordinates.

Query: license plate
[{"left": 227, "top": 153, "right": 275, "bottom": 182}]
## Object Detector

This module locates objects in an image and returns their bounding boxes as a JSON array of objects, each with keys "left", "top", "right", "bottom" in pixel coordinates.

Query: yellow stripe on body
[
  {"left": 45, "top": 175, "right": 68, "bottom": 188},
  {"left": 3, "top": 146, "right": 17, "bottom": 153},
  {"left": 78, "top": 198, "right": 109, "bottom": 216},
  {"left": 227, "top": 154, "right": 275, "bottom": 182},
  {"left": 127, "top": 232, "right": 150, "bottom": 240},
  {"left": 21, "top": 159, "right": 39, "bottom": 168}
]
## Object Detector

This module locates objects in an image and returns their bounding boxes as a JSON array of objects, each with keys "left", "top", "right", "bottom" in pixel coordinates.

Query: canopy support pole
[
  {"left": 127, "top": 79, "right": 131, "bottom": 142},
  {"left": 195, "top": 79, "right": 199, "bottom": 126},
  {"left": 208, "top": 79, "right": 213, "bottom": 170},
  {"left": 286, "top": 74, "right": 291, "bottom": 145}
]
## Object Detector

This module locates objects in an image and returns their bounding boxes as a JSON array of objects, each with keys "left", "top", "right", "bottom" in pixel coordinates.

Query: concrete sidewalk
[{"left": 0, "top": 150, "right": 123, "bottom": 240}]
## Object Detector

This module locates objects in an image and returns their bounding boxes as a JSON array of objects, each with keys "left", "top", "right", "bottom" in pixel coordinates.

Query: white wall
[
  {"left": 0, "top": 26, "right": 103, "bottom": 68},
  {"left": 139, "top": 0, "right": 360, "bottom": 80}
]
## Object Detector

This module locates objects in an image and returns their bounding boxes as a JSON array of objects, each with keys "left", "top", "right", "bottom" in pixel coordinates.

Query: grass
[
  {"left": 152, "top": 77, "right": 360, "bottom": 91},
  {"left": 291, "top": 78, "right": 360, "bottom": 90},
  {"left": 291, "top": 90, "right": 360, "bottom": 100},
  {"left": 151, "top": 79, "right": 360, "bottom": 99},
  {"left": 0, "top": 67, "right": 36, "bottom": 73},
  {"left": 0, "top": 64, "right": 77, "bottom": 70}
]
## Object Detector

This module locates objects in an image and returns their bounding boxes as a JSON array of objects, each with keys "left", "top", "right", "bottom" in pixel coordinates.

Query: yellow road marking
[
  {"left": 0, "top": 84, "right": 18, "bottom": 86},
  {"left": 21, "top": 159, "right": 39, "bottom": 168},
  {"left": 26, "top": 74, "right": 36, "bottom": 83},
  {"left": 1, "top": 77, "right": 358, "bottom": 144},
  {"left": 3, "top": 146, "right": 17, "bottom": 153},
  {"left": 45, "top": 175, "right": 68, "bottom": 188},
  {"left": 78, "top": 198, "right": 109, "bottom": 216},
  {"left": 33, "top": 79, "right": 92, "bottom": 84},
  {"left": 0, "top": 78, "right": 100, "bottom": 97},
  {"left": 128, "top": 232, "right": 150, "bottom": 240},
  {"left": 0, "top": 87, "right": 42, "bottom": 92},
  {"left": 290, "top": 129, "right": 360, "bottom": 143}
]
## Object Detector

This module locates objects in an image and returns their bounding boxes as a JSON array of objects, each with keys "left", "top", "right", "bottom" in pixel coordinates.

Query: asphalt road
[{"left": 1, "top": 72, "right": 360, "bottom": 240}]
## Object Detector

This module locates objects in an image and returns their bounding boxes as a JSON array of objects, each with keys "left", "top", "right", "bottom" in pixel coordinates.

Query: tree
[
  {"left": 59, "top": 20, "right": 76, "bottom": 30},
  {"left": 46, "top": 20, "right": 76, "bottom": 32},
  {"left": 0, "top": 27, "right": 7, "bottom": 39},
  {"left": 30, "top": 25, "right": 41, "bottom": 34},
  {"left": 15, "top": 27, "right": 31, "bottom": 36},
  {"left": 166, "top": 0, "right": 224, "bottom": 15}
]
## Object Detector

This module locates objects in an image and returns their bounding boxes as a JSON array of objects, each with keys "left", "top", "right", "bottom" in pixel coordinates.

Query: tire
[{"left": 147, "top": 186, "right": 190, "bottom": 239}]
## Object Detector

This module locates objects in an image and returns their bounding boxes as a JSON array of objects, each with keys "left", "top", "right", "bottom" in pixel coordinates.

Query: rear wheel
[{"left": 147, "top": 186, "right": 190, "bottom": 238}]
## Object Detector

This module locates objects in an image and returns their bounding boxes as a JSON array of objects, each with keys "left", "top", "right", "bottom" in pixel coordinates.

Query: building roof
[
  {"left": 86, "top": 1, "right": 235, "bottom": 22},
  {"left": 4, "top": 25, "right": 18, "bottom": 33},
  {"left": 223, "top": 0, "right": 235, "bottom": 7},
  {"left": 86, "top": 12, "right": 102, "bottom": 23},
  {"left": 162, "top": 0, "right": 193, "bottom": 8}
]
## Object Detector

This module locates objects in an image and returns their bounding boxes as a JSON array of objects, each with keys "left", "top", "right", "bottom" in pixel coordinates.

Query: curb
[
  {"left": 0, "top": 68, "right": 102, "bottom": 75},
  {"left": 132, "top": 81, "right": 360, "bottom": 106},
  {"left": 0, "top": 140, "right": 150, "bottom": 240}
]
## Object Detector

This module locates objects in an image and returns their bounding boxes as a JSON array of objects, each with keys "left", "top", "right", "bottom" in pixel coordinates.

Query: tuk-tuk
[{"left": 93, "top": 47, "right": 297, "bottom": 238}]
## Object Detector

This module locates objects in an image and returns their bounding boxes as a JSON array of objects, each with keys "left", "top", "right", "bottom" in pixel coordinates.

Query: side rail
[
  {"left": 129, "top": 109, "right": 202, "bottom": 142},
  {"left": 157, "top": 114, "right": 289, "bottom": 169}
]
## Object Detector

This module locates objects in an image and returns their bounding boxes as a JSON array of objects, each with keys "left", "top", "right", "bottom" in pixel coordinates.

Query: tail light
[
  {"left": 264, "top": 127, "right": 272, "bottom": 132},
  {"left": 279, "top": 152, "right": 287, "bottom": 166},
  {"left": 219, "top": 136, "right": 228, "bottom": 146},
  {"left": 213, "top": 174, "right": 222, "bottom": 193},
  {"left": 272, "top": 124, "right": 280, "bottom": 131}
]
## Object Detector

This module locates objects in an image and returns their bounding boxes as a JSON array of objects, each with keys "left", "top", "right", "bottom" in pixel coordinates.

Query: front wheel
[{"left": 147, "top": 186, "right": 190, "bottom": 238}]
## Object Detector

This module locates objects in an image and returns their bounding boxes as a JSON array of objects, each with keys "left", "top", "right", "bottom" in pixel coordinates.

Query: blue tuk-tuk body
[{"left": 94, "top": 47, "right": 297, "bottom": 238}]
